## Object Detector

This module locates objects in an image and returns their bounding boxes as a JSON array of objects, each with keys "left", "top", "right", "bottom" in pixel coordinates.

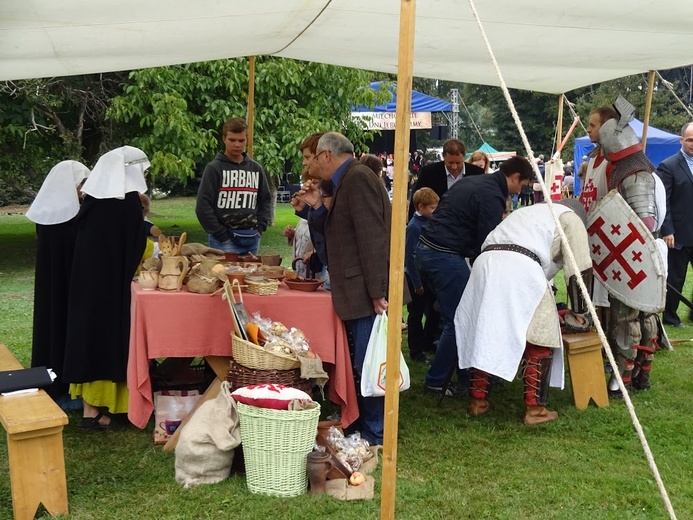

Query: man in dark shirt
[
  {"left": 416, "top": 156, "right": 534, "bottom": 393},
  {"left": 408, "top": 139, "right": 484, "bottom": 219}
]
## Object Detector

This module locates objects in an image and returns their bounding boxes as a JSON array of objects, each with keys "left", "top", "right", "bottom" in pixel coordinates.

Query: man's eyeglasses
[{"left": 313, "top": 150, "right": 329, "bottom": 162}]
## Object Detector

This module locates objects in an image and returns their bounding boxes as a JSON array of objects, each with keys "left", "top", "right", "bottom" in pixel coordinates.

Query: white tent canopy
[{"left": 2, "top": 0, "right": 692, "bottom": 93}]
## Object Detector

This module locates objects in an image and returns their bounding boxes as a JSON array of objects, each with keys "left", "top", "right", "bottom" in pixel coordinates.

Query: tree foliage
[
  {"left": 0, "top": 74, "right": 126, "bottom": 203},
  {"left": 108, "top": 57, "right": 388, "bottom": 185}
]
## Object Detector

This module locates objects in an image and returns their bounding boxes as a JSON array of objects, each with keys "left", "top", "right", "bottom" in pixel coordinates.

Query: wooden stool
[
  {"left": 562, "top": 332, "right": 609, "bottom": 410},
  {"left": 0, "top": 344, "right": 69, "bottom": 520}
]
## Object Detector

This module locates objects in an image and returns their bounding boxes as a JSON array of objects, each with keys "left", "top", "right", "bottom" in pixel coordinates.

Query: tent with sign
[
  {"left": 573, "top": 118, "right": 680, "bottom": 194},
  {"left": 351, "top": 81, "right": 452, "bottom": 154}
]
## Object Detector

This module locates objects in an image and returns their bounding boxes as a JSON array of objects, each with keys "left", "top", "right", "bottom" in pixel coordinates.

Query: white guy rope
[
  {"left": 564, "top": 96, "right": 589, "bottom": 135},
  {"left": 656, "top": 71, "right": 693, "bottom": 119},
  {"left": 466, "top": 1, "right": 678, "bottom": 518},
  {"left": 459, "top": 96, "right": 487, "bottom": 145}
]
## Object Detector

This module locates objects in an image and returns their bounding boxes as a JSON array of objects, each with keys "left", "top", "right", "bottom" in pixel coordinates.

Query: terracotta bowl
[
  {"left": 226, "top": 272, "right": 246, "bottom": 285},
  {"left": 284, "top": 279, "right": 324, "bottom": 292},
  {"left": 224, "top": 252, "right": 240, "bottom": 262}
]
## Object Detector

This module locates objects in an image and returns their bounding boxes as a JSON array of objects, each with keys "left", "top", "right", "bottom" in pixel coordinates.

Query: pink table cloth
[{"left": 127, "top": 283, "right": 358, "bottom": 429}]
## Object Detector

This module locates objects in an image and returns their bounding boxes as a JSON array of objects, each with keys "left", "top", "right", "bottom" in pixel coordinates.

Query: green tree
[
  {"left": 0, "top": 74, "right": 126, "bottom": 203},
  {"left": 108, "top": 57, "right": 389, "bottom": 186}
]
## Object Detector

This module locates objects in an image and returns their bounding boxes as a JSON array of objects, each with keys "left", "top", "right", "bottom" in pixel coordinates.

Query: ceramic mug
[{"left": 160, "top": 419, "right": 181, "bottom": 435}]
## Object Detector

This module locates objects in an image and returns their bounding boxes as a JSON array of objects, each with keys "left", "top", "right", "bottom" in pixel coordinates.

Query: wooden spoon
[{"left": 176, "top": 231, "right": 187, "bottom": 256}]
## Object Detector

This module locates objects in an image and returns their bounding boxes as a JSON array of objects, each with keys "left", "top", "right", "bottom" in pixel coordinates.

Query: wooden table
[{"left": 126, "top": 283, "right": 358, "bottom": 429}]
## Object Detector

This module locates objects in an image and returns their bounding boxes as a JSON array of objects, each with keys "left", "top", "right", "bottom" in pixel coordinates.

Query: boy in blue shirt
[{"left": 405, "top": 187, "right": 440, "bottom": 364}]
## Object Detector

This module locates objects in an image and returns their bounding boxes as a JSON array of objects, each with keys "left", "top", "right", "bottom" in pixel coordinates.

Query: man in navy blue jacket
[{"left": 416, "top": 156, "right": 534, "bottom": 394}]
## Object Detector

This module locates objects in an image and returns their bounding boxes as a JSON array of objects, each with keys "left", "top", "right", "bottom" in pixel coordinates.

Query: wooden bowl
[
  {"left": 284, "top": 279, "right": 324, "bottom": 292},
  {"left": 260, "top": 254, "right": 282, "bottom": 266},
  {"left": 223, "top": 252, "right": 240, "bottom": 262}
]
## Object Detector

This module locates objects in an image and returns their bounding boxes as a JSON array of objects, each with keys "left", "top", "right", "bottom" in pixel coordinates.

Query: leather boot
[
  {"left": 468, "top": 369, "right": 490, "bottom": 416},
  {"left": 469, "top": 398, "right": 490, "bottom": 416},
  {"left": 522, "top": 344, "right": 558, "bottom": 425},
  {"left": 524, "top": 405, "right": 558, "bottom": 425},
  {"left": 632, "top": 343, "right": 655, "bottom": 390}
]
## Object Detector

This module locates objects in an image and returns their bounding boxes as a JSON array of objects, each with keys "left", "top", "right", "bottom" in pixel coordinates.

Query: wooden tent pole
[
  {"left": 247, "top": 56, "right": 256, "bottom": 157},
  {"left": 642, "top": 70, "right": 656, "bottom": 152},
  {"left": 381, "top": 1, "right": 416, "bottom": 519},
  {"left": 556, "top": 94, "right": 564, "bottom": 152}
]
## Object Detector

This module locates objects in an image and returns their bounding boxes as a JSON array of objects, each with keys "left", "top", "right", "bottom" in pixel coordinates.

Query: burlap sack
[{"left": 175, "top": 381, "right": 241, "bottom": 488}]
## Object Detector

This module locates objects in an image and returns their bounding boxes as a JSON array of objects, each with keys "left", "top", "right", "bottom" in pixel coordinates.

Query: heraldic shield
[{"left": 587, "top": 190, "right": 666, "bottom": 313}]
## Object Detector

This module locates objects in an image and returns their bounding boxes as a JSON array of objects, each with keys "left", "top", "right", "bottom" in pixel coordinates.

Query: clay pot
[
  {"left": 138, "top": 270, "right": 159, "bottom": 291},
  {"left": 306, "top": 451, "right": 335, "bottom": 495}
]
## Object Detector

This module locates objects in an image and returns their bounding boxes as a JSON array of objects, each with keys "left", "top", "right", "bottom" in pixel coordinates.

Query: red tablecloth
[{"left": 127, "top": 283, "right": 358, "bottom": 429}]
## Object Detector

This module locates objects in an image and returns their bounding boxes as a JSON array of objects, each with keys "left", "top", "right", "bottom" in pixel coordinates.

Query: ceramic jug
[
  {"left": 306, "top": 451, "right": 335, "bottom": 495},
  {"left": 158, "top": 256, "right": 189, "bottom": 291}
]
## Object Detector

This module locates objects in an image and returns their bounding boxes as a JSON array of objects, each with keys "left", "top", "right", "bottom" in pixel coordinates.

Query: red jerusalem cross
[{"left": 587, "top": 216, "right": 647, "bottom": 289}]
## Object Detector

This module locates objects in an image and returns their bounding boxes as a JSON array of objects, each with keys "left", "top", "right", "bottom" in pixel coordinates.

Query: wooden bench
[
  {"left": 562, "top": 332, "right": 610, "bottom": 410},
  {"left": 0, "top": 344, "right": 69, "bottom": 520}
]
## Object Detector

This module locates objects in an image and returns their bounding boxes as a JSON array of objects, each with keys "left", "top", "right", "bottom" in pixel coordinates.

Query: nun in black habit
[
  {"left": 63, "top": 146, "right": 149, "bottom": 429},
  {"left": 27, "top": 160, "right": 90, "bottom": 402}
]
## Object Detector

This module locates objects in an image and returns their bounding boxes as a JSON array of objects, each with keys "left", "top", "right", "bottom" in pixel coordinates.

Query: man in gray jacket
[{"left": 196, "top": 117, "right": 271, "bottom": 255}]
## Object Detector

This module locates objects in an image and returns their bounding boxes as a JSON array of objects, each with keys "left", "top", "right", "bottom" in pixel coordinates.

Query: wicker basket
[
  {"left": 244, "top": 277, "right": 280, "bottom": 295},
  {"left": 237, "top": 402, "right": 321, "bottom": 497},
  {"left": 224, "top": 280, "right": 300, "bottom": 370},
  {"left": 227, "top": 359, "right": 311, "bottom": 393},
  {"left": 231, "top": 334, "right": 301, "bottom": 371}
]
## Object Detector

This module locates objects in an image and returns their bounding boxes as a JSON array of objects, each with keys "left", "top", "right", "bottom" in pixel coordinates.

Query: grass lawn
[{"left": 1, "top": 198, "right": 692, "bottom": 519}]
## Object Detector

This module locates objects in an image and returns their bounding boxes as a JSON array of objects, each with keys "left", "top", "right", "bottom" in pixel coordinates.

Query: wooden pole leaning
[
  {"left": 556, "top": 94, "right": 564, "bottom": 152},
  {"left": 642, "top": 70, "right": 656, "bottom": 152},
  {"left": 381, "top": 1, "right": 416, "bottom": 519},
  {"left": 247, "top": 56, "right": 256, "bottom": 157}
]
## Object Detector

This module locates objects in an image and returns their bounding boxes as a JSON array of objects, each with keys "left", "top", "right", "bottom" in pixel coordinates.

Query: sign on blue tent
[{"left": 351, "top": 81, "right": 451, "bottom": 130}]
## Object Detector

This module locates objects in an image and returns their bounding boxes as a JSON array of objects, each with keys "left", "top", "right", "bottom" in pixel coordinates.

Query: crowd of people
[{"left": 27, "top": 97, "right": 691, "bottom": 440}]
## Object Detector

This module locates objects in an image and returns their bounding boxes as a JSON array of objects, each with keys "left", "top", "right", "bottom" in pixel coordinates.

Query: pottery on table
[
  {"left": 158, "top": 256, "right": 189, "bottom": 291},
  {"left": 138, "top": 270, "right": 159, "bottom": 291}
]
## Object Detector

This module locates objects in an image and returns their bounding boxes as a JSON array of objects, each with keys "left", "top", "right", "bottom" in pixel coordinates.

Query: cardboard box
[{"left": 324, "top": 475, "right": 375, "bottom": 500}]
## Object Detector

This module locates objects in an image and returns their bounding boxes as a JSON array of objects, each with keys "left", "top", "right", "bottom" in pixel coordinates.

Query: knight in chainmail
[{"left": 596, "top": 96, "right": 662, "bottom": 397}]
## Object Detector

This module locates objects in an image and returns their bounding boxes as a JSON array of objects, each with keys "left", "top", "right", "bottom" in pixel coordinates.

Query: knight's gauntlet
[{"left": 568, "top": 268, "right": 593, "bottom": 315}]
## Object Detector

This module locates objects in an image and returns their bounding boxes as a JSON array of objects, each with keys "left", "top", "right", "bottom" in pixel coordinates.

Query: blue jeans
[
  {"left": 416, "top": 243, "right": 471, "bottom": 388},
  {"left": 208, "top": 229, "right": 261, "bottom": 255},
  {"left": 345, "top": 314, "right": 383, "bottom": 445}
]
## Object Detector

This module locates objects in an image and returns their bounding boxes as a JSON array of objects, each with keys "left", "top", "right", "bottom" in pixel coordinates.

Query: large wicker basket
[
  {"left": 227, "top": 359, "right": 311, "bottom": 393},
  {"left": 231, "top": 334, "right": 300, "bottom": 371},
  {"left": 224, "top": 280, "right": 300, "bottom": 371},
  {"left": 237, "top": 402, "right": 321, "bottom": 497}
]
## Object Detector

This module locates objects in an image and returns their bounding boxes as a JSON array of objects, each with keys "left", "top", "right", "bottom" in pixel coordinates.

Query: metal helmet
[{"left": 598, "top": 95, "right": 640, "bottom": 158}]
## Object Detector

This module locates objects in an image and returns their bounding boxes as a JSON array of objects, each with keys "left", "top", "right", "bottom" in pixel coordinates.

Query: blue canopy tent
[
  {"left": 573, "top": 118, "right": 680, "bottom": 195},
  {"left": 352, "top": 82, "right": 452, "bottom": 155},
  {"left": 354, "top": 81, "right": 452, "bottom": 112}
]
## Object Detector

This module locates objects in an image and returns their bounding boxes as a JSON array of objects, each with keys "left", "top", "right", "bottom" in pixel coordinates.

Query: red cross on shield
[{"left": 586, "top": 190, "right": 665, "bottom": 313}]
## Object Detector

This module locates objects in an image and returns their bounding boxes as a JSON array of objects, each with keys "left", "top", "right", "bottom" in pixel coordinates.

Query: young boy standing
[{"left": 405, "top": 187, "right": 440, "bottom": 364}]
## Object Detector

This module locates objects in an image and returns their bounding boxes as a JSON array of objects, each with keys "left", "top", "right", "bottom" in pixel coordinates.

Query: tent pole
[
  {"left": 246, "top": 56, "right": 256, "bottom": 157},
  {"left": 642, "top": 70, "right": 656, "bottom": 152},
  {"left": 556, "top": 94, "right": 564, "bottom": 153},
  {"left": 382, "top": 1, "right": 415, "bottom": 519}
]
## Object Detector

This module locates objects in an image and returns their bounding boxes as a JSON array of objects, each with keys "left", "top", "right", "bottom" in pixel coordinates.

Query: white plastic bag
[{"left": 360, "top": 312, "right": 411, "bottom": 397}]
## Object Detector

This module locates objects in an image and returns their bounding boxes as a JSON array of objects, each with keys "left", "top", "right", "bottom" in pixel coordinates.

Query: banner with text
[{"left": 351, "top": 111, "right": 432, "bottom": 130}]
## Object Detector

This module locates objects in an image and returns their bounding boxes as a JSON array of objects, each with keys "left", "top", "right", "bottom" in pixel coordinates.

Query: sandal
[{"left": 80, "top": 411, "right": 108, "bottom": 430}]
